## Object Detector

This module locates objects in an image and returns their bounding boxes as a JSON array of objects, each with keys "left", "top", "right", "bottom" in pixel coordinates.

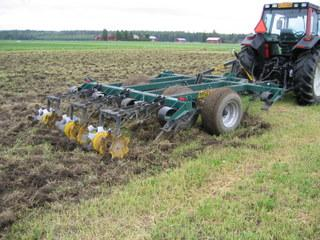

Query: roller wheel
[
  {"left": 201, "top": 88, "right": 243, "bottom": 135},
  {"left": 294, "top": 49, "right": 320, "bottom": 105}
]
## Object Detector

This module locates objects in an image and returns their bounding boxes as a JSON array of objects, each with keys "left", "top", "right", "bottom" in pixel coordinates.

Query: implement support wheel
[{"left": 201, "top": 88, "right": 243, "bottom": 135}]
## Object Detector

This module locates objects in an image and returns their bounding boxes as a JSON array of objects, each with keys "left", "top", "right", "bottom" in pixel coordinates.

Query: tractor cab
[
  {"left": 242, "top": 2, "right": 320, "bottom": 56},
  {"left": 258, "top": 2, "right": 320, "bottom": 55}
]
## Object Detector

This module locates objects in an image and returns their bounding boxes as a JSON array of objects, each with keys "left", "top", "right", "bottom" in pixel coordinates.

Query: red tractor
[{"left": 233, "top": 2, "right": 320, "bottom": 105}]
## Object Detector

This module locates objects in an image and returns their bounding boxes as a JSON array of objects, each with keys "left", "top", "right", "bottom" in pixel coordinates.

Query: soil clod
[{"left": 0, "top": 210, "right": 16, "bottom": 230}]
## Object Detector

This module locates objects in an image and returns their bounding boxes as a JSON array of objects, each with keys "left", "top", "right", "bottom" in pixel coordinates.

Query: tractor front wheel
[
  {"left": 201, "top": 88, "right": 243, "bottom": 135},
  {"left": 294, "top": 50, "right": 320, "bottom": 105}
]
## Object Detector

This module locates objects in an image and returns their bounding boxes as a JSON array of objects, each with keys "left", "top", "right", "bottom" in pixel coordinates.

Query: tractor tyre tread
[
  {"left": 294, "top": 49, "right": 320, "bottom": 105},
  {"left": 231, "top": 47, "right": 257, "bottom": 78}
]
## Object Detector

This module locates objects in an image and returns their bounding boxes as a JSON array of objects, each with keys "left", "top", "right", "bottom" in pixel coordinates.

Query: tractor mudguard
[
  {"left": 293, "top": 36, "right": 320, "bottom": 50},
  {"left": 241, "top": 34, "right": 265, "bottom": 50}
]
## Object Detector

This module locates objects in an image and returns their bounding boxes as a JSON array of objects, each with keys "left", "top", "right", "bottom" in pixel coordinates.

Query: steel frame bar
[{"left": 80, "top": 72, "right": 284, "bottom": 122}]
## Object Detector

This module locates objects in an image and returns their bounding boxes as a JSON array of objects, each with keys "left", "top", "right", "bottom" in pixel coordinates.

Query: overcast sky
[{"left": 0, "top": 0, "right": 316, "bottom": 33}]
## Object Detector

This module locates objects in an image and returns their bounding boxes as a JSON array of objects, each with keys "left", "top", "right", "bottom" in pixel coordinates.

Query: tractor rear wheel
[
  {"left": 294, "top": 50, "right": 320, "bottom": 105},
  {"left": 231, "top": 47, "right": 257, "bottom": 78},
  {"left": 201, "top": 88, "right": 243, "bottom": 135}
]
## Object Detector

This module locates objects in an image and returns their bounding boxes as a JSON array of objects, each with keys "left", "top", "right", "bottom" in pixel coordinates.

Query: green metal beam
[{"left": 80, "top": 72, "right": 284, "bottom": 122}]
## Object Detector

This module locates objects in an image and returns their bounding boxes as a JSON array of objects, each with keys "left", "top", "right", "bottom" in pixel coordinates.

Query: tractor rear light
[
  {"left": 263, "top": 43, "right": 270, "bottom": 59},
  {"left": 178, "top": 97, "right": 188, "bottom": 101},
  {"left": 254, "top": 19, "right": 267, "bottom": 34}
]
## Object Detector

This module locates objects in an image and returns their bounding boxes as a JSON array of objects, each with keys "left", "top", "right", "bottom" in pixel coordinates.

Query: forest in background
[{"left": 0, "top": 30, "right": 248, "bottom": 43}]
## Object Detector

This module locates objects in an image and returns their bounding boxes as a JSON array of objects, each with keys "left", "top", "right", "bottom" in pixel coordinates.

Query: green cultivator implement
[{"left": 34, "top": 69, "right": 284, "bottom": 159}]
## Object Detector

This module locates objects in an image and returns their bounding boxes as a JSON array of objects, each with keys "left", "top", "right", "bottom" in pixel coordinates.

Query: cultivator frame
[{"left": 36, "top": 70, "right": 284, "bottom": 159}]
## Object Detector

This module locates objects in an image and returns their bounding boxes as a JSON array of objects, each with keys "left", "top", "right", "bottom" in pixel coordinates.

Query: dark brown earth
[{"left": 0, "top": 50, "right": 270, "bottom": 234}]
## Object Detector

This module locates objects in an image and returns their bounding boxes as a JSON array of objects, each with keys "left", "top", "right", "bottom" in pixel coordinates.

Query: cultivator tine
[
  {"left": 35, "top": 96, "right": 62, "bottom": 127},
  {"left": 69, "top": 103, "right": 88, "bottom": 123},
  {"left": 61, "top": 102, "right": 88, "bottom": 141},
  {"left": 94, "top": 98, "right": 164, "bottom": 158},
  {"left": 154, "top": 130, "right": 165, "bottom": 142},
  {"left": 97, "top": 108, "right": 130, "bottom": 159},
  {"left": 47, "top": 96, "right": 61, "bottom": 112},
  {"left": 99, "top": 109, "right": 122, "bottom": 136}
]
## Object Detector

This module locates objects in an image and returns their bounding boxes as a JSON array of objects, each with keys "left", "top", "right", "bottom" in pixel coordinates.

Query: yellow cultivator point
[
  {"left": 92, "top": 131, "right": 113, "bottom": 155},
  {"left": 64, "top": 121, "right": 81, "bottom": 141},
  {"left": 41, "top": 112, "right": 59, "bottom": 127},
  {"left": 76, "top": 125, "right": 89, "bottom": 145},
  {"left": 109, "top": 136, "right": 130, "bottom": 159},
  {"left": 41, "top": 112, "right": 52, "bottom": 125}
]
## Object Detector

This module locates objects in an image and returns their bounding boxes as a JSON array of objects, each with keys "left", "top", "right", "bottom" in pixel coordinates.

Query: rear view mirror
[{"left": 276, "top": 19, "right": 283, "bottom": 30}]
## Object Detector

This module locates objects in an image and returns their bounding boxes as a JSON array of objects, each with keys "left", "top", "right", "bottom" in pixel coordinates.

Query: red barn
[
  {"left": 176, "top": 38, "right": 187, "bottom": 43},
  {"left": 95, "top": 35, "right": 102, "bottom": 41},
  {"left": 206, "top": 37, "right": 222, "bottom": 44},
  {"left": 149, "top": 36, "right": 158, "bottom": 41},
  {"left": 95, "top": 34, "right": 117, "bottom": 41},
  {"left": 107, "top": 34, "right": 117, "bottom": 41}
]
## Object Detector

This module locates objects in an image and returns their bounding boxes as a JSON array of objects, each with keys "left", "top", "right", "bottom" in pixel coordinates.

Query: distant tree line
[
  {"left": 0, "top": 30, "right": 100, "bottom": 41},
  {"left": 0, "top": 30, "right": 248, "bottom": 43}
]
